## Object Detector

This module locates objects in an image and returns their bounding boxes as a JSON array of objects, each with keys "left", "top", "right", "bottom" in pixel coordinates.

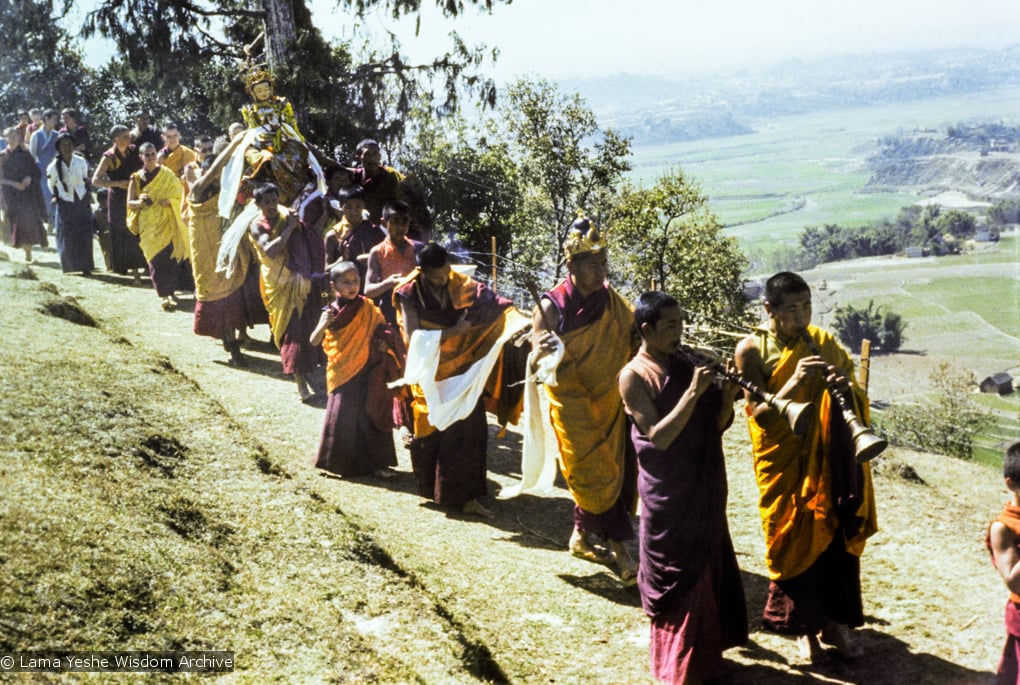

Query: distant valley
[{"left": 560, "top": 45, "right": 1020, "bottom": 148}]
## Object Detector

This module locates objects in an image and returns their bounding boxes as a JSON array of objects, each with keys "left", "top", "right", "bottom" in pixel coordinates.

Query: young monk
[
  {"left": 324, "top": 185, "right": 384, "bottom": 286},
  {"left": 735, "top": 271, "right": 877, "bottom": 662},
  {"left": 365, "top": 200, "right": 421, "bottom": 325},
  {"left": 987, "top": 441, "right": 1020, "bottom": 684},
  {"left": 619, "top": 292, "right": 747, "bottom": 684},
  {"left": 310, "top": 261, "right": 400, "bottom": 478}
]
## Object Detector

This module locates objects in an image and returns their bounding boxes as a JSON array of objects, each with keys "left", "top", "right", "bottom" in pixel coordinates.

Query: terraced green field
[
  {"left": 629, "top": 86, "right": 1020, "bottom": 253},
  {"left": 628, "top": 89, "right": 1020, "bottom": 463},
  {"left": 804, "top": 235, "right": 1019, "bottom": 465}
]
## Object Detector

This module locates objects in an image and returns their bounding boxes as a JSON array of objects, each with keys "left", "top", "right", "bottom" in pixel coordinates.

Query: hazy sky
[
  {"left": 75, "top": 0, "right": 1020, "bottom": 79},
  {"left": 310, "top": 0, "right": 1020, "bottom": 80}
]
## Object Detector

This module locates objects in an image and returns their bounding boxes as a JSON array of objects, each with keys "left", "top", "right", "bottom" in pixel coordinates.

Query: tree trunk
[{"left": 261, "top": 0, "right": 297, "bottom": 73}]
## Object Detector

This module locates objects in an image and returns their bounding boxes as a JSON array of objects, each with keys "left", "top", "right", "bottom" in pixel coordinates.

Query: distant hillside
[
  {"left": 867, "top": 124, "right": 1020, "bottom": 198},
  {"left": 559, "top": 46, "right": 1020, "bottom": 146}
]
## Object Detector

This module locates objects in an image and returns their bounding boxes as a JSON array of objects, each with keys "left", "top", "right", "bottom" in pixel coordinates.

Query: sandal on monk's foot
[
  {"left": 568, "top": 531, "right": 612, "bottom": 565},
  {"left": 374, "top": 468, "right": 397, "bottom": 480},
  {"left": 819, "top": 623, "right": 863, "bottom": 660},
  {"left": 462, "top": 498, "right": 495, "bottom": 519}
]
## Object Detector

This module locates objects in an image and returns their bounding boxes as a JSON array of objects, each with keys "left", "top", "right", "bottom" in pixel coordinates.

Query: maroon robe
[
  {"left": 1, "top": 147, "right": 47, "bottom": 249},
  {"left": 314, "top": 296, "right": 399, "bottom": 476},
  {"left": 544, "top": 277, "right": 635, "bottom": 542},
  {"left": 627, "top": 349, "right": 747, "bottom": 683},
  {"left": 394, "top": 272, "right": 512, "bottom": 509},
  {"left": 279, "top": 212, "right": 327, "bottom": 375},
  {"left": 104, "top": 145, "right": 147, "bottom": 273}
]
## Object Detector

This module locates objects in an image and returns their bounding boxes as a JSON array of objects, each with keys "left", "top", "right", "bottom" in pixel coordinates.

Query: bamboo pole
[
  {"left": 490, "top": 236, "right": 497, "bottom": 290},
  {"left": 859, "top": 339, "right": 872, "bottom": 395}
]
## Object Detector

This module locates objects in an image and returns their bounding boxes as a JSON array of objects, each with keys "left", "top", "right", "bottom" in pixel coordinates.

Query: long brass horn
[
  {"left": 677, "top": 345, "right": 816, "bottom": 436},
  {"left": 799, "top": 331, "right": 887, "bottom": 463}
]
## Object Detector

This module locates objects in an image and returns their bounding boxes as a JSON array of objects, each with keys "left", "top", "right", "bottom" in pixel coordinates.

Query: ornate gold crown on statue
[
  {"left": 242, "top": 63, "right": 275, "bottom": 95},
  {"left": 563, "top": 212, "right": 605, "bottom": 259}
]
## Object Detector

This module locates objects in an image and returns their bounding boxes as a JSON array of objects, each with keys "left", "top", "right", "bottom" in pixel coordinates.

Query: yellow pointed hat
[{"left": 563, "top": 214, "right": 605, "bottom": 260}]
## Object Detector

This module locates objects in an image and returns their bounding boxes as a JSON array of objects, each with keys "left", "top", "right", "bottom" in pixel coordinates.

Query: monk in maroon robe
[{"left": 620, "top": 292, "right": 747, "bottom": 684}]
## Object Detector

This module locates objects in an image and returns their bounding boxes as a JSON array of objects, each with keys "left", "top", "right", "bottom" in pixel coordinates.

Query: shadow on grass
[
  {"left": 80, "top": 271, "right": 152, "bottom": 289},
  {"left": 557, "top": 571, "right": 641, "bottom": 607},
  {"left": 722, "top": 613, "right": 992, "bottom": 685},
  {"left": 728, "top": 626, "right": 993, "bottom": 684}
]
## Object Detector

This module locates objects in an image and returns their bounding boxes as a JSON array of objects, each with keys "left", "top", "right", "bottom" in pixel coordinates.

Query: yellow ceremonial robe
[
  {"left": 249, "top": 207, "right": 311, "bottom": 348},
  {"left": 188, "top": 193, "right": 250, "bottom": 302},
  {"left": 127, "top": 166, "right": 190, "bottom": 263},
  {"left": 546, "top": 287, "right": 634, "bottom": 515},
  {"left": 160, "top": 144, "right": 198, "bottom": 178},
  {"left": 745, "top": 325, "right": 878, "bottom": 581}
]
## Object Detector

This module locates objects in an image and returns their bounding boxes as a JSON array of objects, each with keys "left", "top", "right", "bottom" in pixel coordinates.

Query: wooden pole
[
  {"left": 490, "top": 235, "right": 497, "bottom": 290},
  {"left": 859, "top": 339, "right": 872, "bottom": 395}
]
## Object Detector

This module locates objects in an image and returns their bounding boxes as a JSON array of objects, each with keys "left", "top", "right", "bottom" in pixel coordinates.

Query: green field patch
[
  {"left": 973, "top": 392, "right": 1020, "bottom": 413},
  {"left": 906, "top": 277, "right": 1020, "bottom": 340},
  {"left": 841, "top": 292, "right": 946, "bottom": 320},
  {"left": 631, "top": 87, "right": 1020, "bottom": 251}
]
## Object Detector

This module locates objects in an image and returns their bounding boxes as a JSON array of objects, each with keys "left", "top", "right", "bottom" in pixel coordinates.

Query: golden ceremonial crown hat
[
  {"left": 563, "top": 213, "right": 605, "bottom": 260},
  {"left": 243, "top": 63, "right": 275, "bottom": 95}
]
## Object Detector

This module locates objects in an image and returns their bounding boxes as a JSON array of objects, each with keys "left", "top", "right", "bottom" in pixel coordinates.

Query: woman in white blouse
[{"left": 47, "top": 133, "right": 95, "bottom": 274}]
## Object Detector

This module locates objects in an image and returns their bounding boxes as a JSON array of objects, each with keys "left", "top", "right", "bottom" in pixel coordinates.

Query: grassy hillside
[{"left": 2, "top": 243, "right": 1015, "bottom": 684}]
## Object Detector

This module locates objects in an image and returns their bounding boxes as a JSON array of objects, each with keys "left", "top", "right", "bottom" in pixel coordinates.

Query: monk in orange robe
[
  {"left": 310, "top": 261, "right": 400, "bottom": 478},
  {"left": 735, "top": 271, "right": 878, "bottom": 663},
  {"left": 394, "top": 242, "right": 524, "bottom": 518},
  {"left": 987, "top": 441, "right": 1020, "bottom": 685}
]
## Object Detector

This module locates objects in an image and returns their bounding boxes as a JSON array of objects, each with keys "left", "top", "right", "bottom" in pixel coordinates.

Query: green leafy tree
[
  {"left": 934, "top": 208, "right": 977, "bottom": 239},
  {"left": 82, "top": 0, "right": 506, "bottom": 153},
  {"left": 400, "top": 110, "right": 520, "bottom": 257},
  {"left": 989, "top": 199, "right": 1020, "bottom": 226},
  {"left": 609, "top": 168, "right": 748, "bottom": 324},
  {"left": 498, "top": 78, "right": 631, "bottom": 283},
  {"left": 832, "top": 300, "right": 906, "bottom": 354},
  {"left": 0, "top": 0, "right": 96, "bottom": 127},
  {"left": 877, "top": 362, "right": 992, "bottom": 460}
]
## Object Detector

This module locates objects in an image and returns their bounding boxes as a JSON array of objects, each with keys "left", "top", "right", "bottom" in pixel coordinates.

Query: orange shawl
[
  {"left": 395, "top": 267, "right": 520, "bottom": 438},
  {"left": 746, "top": 324, "right": 878, "bottom": 580},
  {"left": 323, "top": 298, "right": 386, "bottom": 393},
  {"left": 988, "top": 503, "right": 1020, "bottom": 604}
]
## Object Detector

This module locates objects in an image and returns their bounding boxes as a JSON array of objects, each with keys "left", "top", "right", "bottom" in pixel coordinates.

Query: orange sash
[
  {"left": 746, "top": 325, "right": 878, "bottom": 580},
  {"left": 323, "top": 299, "right": 385, "bottom": 394}
]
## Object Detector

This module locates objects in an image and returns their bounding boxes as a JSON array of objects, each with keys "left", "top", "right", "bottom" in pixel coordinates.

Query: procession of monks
[{"left": 5, "top": 68, "right": 890, "bottom": 684}]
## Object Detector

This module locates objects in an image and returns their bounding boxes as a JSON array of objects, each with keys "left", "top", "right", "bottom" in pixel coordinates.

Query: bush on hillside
[
  {"left": 832, "top": 300, "right": 906, "bottom": 354},
  {"left": 875, "top": 363, "right": 992, "bottom": 460}
]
